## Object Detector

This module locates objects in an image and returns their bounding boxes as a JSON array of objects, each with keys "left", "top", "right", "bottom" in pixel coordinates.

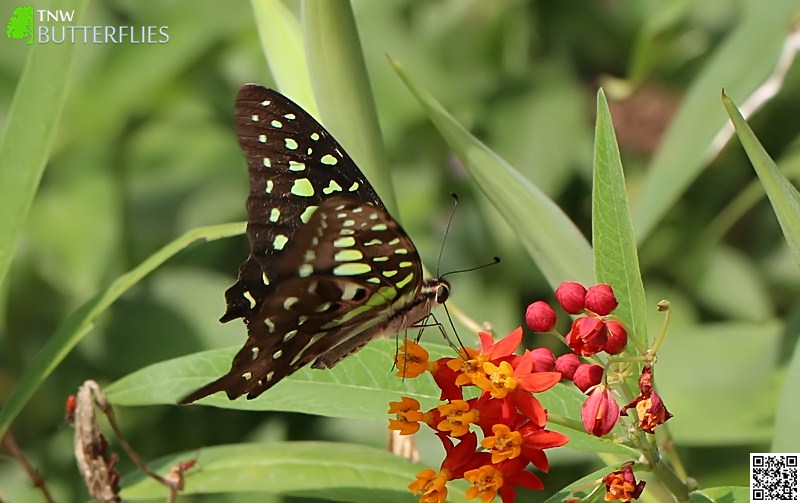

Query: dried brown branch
[{"left": 1, "top": 430, "right": 55, "bottom": 503}]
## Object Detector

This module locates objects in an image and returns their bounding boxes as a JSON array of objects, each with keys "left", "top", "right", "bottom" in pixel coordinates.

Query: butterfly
[{"left": 179, "top": 84, "right": 450, "bottom": 403}]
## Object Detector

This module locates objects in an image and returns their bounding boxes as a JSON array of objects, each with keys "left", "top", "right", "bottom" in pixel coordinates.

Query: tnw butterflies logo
[
  {"left": 4, "top": 5, "right": 168, "bottom": 45},
  {"left": 6, "top": 5, "right": 34, "bottom": 45}
]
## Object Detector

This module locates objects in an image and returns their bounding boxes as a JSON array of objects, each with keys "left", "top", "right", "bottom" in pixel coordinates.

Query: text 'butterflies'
[{"left": 180, "top": 84, "right": 449, "bottom": 404}]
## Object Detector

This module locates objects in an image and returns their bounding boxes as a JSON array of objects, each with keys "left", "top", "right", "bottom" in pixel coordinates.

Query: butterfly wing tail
[{"left": 178, "top": 373, "right": 244, "bottom": 405}]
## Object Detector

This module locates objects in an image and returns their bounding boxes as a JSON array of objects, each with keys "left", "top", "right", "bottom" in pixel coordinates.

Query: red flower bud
[
  {"left": 581, "top": 384, "right": 620, "bottom": 436},
  {"left": 555, "top": 353, "right": 581, "bottom": 380},
  {"left": 528, "top": 347, "right": 556, "bottom": 372},
  {"left": 585, "top": 284, "right": 617, "bottom": 315},
  {"left": 555, "top": 282, "right": 586, "bottom": 314},
  {"left": 566, "top": 316, "right": 608, "bottom": 356},
  {"left": 525, "top": 301, "right": 557, "bottom": 332},
  {"left": 572, "top": 363, "right": 603, "bottom": 393},
  {"left": 603, "top": 321, "right": 627, "bottom": 355}
]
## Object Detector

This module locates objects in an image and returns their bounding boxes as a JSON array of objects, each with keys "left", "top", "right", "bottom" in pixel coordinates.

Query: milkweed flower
[
  {"left": 621, "top": 365, "right": 672, "bottom": 433},
  {"left": 602, "top": 463, "right": 646, "bottom": 501},
  {"left": 581, "top": 384, "right": 620, "bottom": 437},
  {"left": 388, "top": 397, "right": 425, "bottom": 435},
  {"left": 394, "top": 328, "right": 568, "bottom": 502},
  {"left": 395, "top": 339, "right": 435, "bottom": 378}
]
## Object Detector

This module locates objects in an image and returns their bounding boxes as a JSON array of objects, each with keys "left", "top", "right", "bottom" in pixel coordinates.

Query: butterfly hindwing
[{"left": 180, "top": 197, "right": 424, "bottom": 402}]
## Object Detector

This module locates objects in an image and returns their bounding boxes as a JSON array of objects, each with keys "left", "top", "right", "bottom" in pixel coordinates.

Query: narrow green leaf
[
  {"left": 688, "top": 487, "right": 750, "bottom": 503},
  {"left": 391, "top": 58, "right": 594, "bottom": 288},
  {"left": 251, "top": 0, "right": 318, "bottom": 117},
  {"left": 632, "top": 0, "right": 800, "bottom": 241},
  {"left": 722, "top": 92, "right": 800, "bottom": 268},
  {"left": 0, "top": 0, "right": 88, "bottom": 288},
  {"left": 592, "top": 90, "right": 648, "bottom": 346},
  {"left": 120, "top": 441, "right": 471, "bottom": 502},
  {"left": 773, "top": 320, "right": 800, "bottom": 451},
  {"left": 0, "top": 223, "right": 245, "bottom": 439},
  {"left": 303, "top": 0, "right": 397, "bottom": 213}
]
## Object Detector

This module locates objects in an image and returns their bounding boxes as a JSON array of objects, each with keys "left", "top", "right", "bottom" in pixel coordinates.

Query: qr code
[{"left": 751, "top": 454, "right": 799, "bottom": 501}]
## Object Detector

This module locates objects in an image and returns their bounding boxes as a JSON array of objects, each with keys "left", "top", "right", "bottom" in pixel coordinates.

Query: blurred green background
[{"left": 1, "top": 0, "right": 800, "bottom": 501}]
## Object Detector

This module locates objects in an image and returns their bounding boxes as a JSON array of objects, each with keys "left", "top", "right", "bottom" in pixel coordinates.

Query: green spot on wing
[
  {"left": 290, "top": 178, "right": 315, "bottom": 197},
  {"left": 273, "top": 235, "right": 289, "bottom": 250},
  {"left": 322, "top": 180, "right": 343, "bottom": 194},
  {"left": 395, "top": 273, "right": 414, "bottom": 289},
  {"left": 334, "top": 250, "right": 363, "bottom": 262},
  {"left": 333, "top": 236, "right": 356, "bottom": 248},
  {"left": 333, "top": 263, "right": 371, "bottom": 276},
  {"left": 300, "top": 205, "right": 318, "bottom": 223}
]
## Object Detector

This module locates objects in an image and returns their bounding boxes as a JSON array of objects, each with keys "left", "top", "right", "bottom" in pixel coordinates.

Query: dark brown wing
[{"left": 222, "top": 85, "right": 385, "bottom": 323}]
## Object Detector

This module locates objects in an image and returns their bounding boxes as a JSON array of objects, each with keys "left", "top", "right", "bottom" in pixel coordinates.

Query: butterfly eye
[{"left": 435, "top": 283, "right": 450, "bottom": 304}]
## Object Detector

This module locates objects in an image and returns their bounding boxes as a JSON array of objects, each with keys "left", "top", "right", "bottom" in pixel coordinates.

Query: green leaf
[
  {"left": 251, "top": 0, "right": 318, "bottom": 117},
  {"left": 694, "top": 246, "right": 773, "bottom": 322},
  {"left": 303, "top": 0, "right": 397, "bottom": 214},
  {"left": 773, "top": 319, "right": 800, "bottom": 451},
  {"left": 120, "top": 441, "right": 471, "bottom": 502},
  {"left": 657, "top": 320, "right": 781, "bottom": 445},
  {"left": 689, "top": 486, "right": 750, "bottom": 503},
  {"left": 592, "top": 89, "right": 648, "bottom": 347},
  {"left": 632, "top": 0, "right": 800, "bottom": 241},
  {"left": 107, "top": 339, "right": 446, "bottom": 418},
  {"left": 722, "top": 92, "right": 800, "bottom": 269},
  {"left": 391, "top": 58, "right": 594, "bottom": 288},
  {"left": 0, "top": 0, "right": 88, "bottom": 288},
  {"left": 108, "top": 338, "right": 636, "bottom": 458},
  {"left": 0, "top": 223, "right": 245, "bottom": 440}
]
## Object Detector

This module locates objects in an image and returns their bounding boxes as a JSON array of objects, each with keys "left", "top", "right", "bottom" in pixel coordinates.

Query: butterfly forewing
[{"left": 222, "top": 85, "right": 385, "bottom": 323}]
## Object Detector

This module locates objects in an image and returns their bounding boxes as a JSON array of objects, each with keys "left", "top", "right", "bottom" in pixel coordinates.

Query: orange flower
[
  {"left": 409, "top": 468, "right": 449, "bottom": 503},
  {"left": 446, "top": 347, "right": 485, "bottom": 386},
  {"left": 474, "top": 361, "right": 517, "bottom": 399},
  {"left": 437, "top": 400, "right": 478, "bottom": 437},
  {"left": 388, "top": 397, "right": 424, "bottom": 435},
  {"left": 481, "top": 424, "right": 523, "bottom": 463},
  {"left": 634, "top": 392, "right": 672, "bottom": 433},
  {"left": 602, "top": 463, "right": 645, "bottom": 501},
  {"left": 464, "top": 464, "right": 503, "bottom": 503},
  {"left": 396, "top": 339, "right": 432, "bottom": 378}
]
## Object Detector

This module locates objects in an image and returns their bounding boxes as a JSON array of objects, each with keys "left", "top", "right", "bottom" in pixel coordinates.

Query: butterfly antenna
[
  {"left": 440, "top": 256, "right": 501, "bottom": 281},
  {"left": 435, "top": 193, "right": 460, "bottom": 278}
]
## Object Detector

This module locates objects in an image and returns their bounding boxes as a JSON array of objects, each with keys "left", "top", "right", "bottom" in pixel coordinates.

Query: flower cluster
[
  {"left": 526, "top": 282, "right": 637, "bottom": 437},
  {"left": 392, "top": 328, "right": 569, "bottom": 503},
  {"left": 394, "top": 281, "right": 674, "bottom": 502},
  {"left": 525, "top": 281, "right": 676, "bottom": 501}
]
